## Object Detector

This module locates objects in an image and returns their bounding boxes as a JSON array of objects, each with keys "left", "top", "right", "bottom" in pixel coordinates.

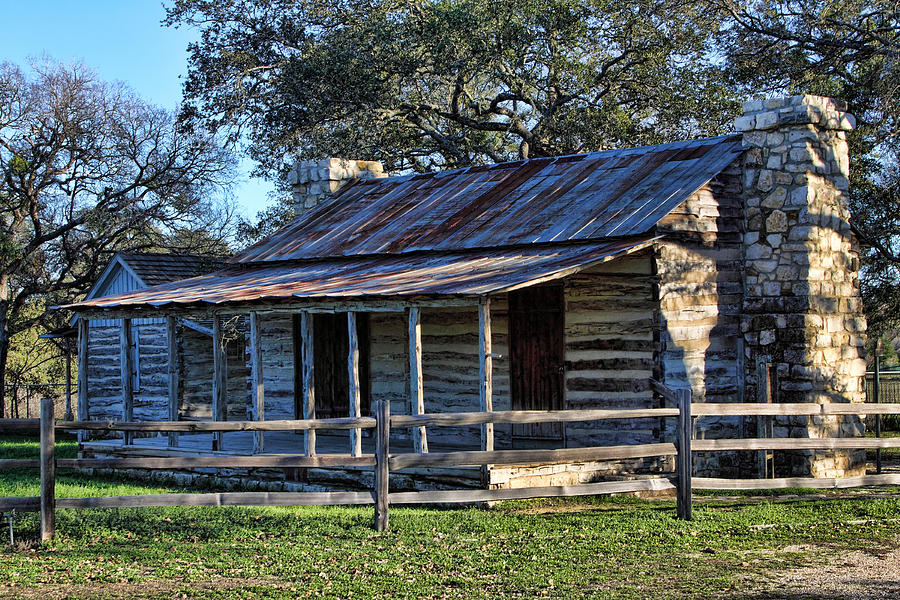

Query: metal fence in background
[{"left": 866, "top": 371, "right": 900, "bottom": 405}]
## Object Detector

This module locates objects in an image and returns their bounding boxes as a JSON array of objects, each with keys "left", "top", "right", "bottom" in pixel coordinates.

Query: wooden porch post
[
  {"left": 249, "top": 311, "right": 265, "bottom": 454},
  {"left": 301, "top": 311, "right": 316, "bottom": 456},
  {"left": 76, "top": 318, "right": 89, "bottom": 443},
  {"left": 119, "top": 318, "right": 135, "bottom": 445},
  {"left": 64, "top": 346, "right": 73, "bottom": 421},
  {"left": 166, "top": 316, "right": 180, "bottom": 448},
  {"left": 212, "top": 315, "right": 226, "bottom": 451},
  {"left": 408, "top": 307, "right": 427, "bottom": 453},
  {"left": 478, "top": 298, "right": 494, "bottom": 452},
  {"left": 40, "top": 397, "right": 55, "bottom": 541},
  {"left": 348, "top": 311, "right": 362, "bottom": 457}
]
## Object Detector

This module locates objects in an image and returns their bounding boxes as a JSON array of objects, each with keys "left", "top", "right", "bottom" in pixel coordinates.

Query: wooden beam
[
  {"left": 676, "top": 388, "right": 692, "bottom": 521},
  {"left": 347, "top": 312, "right": 362, "bottom": 457},
  {"left": 57, "top": 416, "right": 376, "bottom": 432},
  {"left": 374, "top": 399, "right": 390, "bottom": 531},
  {"left": 119, "top": 318, "right": 135, "bottom": 445},
  {"left": 166, "top": 317, "right": 180, "bottom": 448},
  {"left": 58, "top": 455, "right": 375, "bottom": 469},
  {"left": 408, "top": 307, "right": 427, "bottom": 453},
  {"left": 389, "top": 442, "right": 677, "bottom": 470},
  {"left": 391, "top": 408, "right": 679, "bottom": 428},
  {"left": 389, "top": 478, "right": 676, "bottom": 504},
  {"left": 64, "top": 348, "right": 73, "bottom": 421},
  {"left": 75, "top": 297, "right": 481, "bottom": 321},
  {"left": 0, "top": 496, "right": 39, "bottom": 512},
  {"left": 756, "top": 357, "right": 771, "bottom": 479},
  {"left": 211, "top": 315, "right": 226, "bottom": 451},
  {"left": 690, "top": 403, "right": 900, "bottom": 417},
  {"left": 56, "top": 491, "right": 376, "bottom": 509},
  {"left": 0, "top": 418, "right": 40, "bottom": 432},
  {"left": 693, "top": 474, "right": 900, "bottom": 490},
  {"left": 0, "top": 459, "right": 40, "bottom": 469},
  {"left": 478, "top": 298, "right": 493, "bottom": 452},
  {"left": 40, "top": 397, "right": 55, "bottom": 541},
  {"left": 301, "top": 311, "right": 316, "bottom": 456},
  {"left": 692, "top": 438, "right": 900, "bottom": 451},
  {"left": 77, "top": 318, "right": 89, "bottom": 443},
  {"left": 249, "top": 311, "right": 265, "bottom": 454}
]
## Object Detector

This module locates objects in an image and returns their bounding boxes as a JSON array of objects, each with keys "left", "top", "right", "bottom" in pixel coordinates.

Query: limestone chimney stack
[
  {"left": 288, "top": 158, "right": 386, "bottom": 215},
  {"left": 737, "top": 95, "right": 867, "bottom": 477}
]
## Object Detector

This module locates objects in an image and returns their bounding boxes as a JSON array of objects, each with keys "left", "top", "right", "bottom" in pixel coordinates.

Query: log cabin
[{"left": 62, "top": 95, "right": 868, "bottom": 491}]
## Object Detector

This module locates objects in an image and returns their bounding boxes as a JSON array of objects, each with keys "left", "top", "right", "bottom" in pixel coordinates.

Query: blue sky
[{"left": 0, "top": 0, "right": 274, "bottom": 217}]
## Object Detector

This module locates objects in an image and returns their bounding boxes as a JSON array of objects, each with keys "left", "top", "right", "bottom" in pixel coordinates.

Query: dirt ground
[{"left": 730, "top": 537, "right": 900, "bottom": 600}]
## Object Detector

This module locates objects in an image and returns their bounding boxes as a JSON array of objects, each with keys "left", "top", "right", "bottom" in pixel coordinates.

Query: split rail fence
[{"left": 2, "top": 383, "right": 900, "bottom": 541}]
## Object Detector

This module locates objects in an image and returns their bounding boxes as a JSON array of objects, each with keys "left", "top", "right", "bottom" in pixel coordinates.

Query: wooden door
[
  {"left": 509, "top": 285, "right": 565, "bottom": 440},
  {"left": 293, "top": 314, "right": 370, "bottom": 420}
]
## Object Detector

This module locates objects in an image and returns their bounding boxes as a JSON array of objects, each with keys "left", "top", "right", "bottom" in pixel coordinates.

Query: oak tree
[{"left": 0, "top": 61, "right": 236, "bottom": 416}]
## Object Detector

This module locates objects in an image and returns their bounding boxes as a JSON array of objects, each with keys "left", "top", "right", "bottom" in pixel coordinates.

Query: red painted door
[{"left": 509, "top": 285, "right": 565, "bottom": 440}]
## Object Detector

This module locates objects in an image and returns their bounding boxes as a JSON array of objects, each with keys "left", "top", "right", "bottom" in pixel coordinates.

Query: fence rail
[{"left": 3, "top": 390, "right": 900, "bottom": 540}]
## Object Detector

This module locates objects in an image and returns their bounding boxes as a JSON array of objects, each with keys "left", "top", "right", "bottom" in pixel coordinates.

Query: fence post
[
  {"left": 40, "top": 397, "right": 56, "bottom": 541},
  {"left": 675, "top": 388, "right": 692, "bottom": 520},
  {"left": 374, "top": 399, "right": 390, "bottom": 532},
  {"left": 875, "top": 340, "right": 882, "bottom": 474}
]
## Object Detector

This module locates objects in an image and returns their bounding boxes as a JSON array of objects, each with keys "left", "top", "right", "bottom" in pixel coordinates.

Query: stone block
[
  {"left": 743, "top": 99, "right": 765, "bottom": 112},
  {"left": 765, "top": 210, "right": 788, "bottom": 233},
  {"left": 763, "top": 281, "right": 782, "bottom": 296},
  {"left": 755, "top": 111, "right": 779, "bottom": 129},
  {"left": 762, "top": 186, "right": 786, "bottom": 208},
  {"left": 746, "top": 243, "right": 772, "bottom": 260},
  {"left": 756, "top": 169, "right": 774, "bottom": 192},
  {"left": 734, "top": 115, "right": 756, "bottom": 131}
]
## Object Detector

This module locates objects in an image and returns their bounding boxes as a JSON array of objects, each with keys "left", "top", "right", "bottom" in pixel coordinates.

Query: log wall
[
  {"left": 563, "top": 255, "right": 658, "bottom": 448},
  {"left": 655, "top": 159, "right": 747, "bottom": 475},
  {"left": 86, "top": 324, "right": 169, "bottom": 423},
  {"left": 181, "top": 326, "right": 248, "bottom": 420}
]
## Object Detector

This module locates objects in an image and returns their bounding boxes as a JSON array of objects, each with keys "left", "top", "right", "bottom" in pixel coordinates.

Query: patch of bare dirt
[{"left": 728, "top": 536, "right": 900, "bottom": 600}]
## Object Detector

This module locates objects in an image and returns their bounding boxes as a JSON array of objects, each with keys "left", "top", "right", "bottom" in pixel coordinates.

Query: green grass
[
  {"left": 2, "top": 434, "right": 900, "bottom": 599},
  {"left": 867, "top": 430, "right": 900, "bottom": 462}
]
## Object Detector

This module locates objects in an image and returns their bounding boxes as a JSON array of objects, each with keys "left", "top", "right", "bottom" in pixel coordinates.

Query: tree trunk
[
  {"left": 0, "top": 276, "right": 9, "bottom": 419},
  {"left": 0, "top": 307, "right": 8, "bottom": 420}
]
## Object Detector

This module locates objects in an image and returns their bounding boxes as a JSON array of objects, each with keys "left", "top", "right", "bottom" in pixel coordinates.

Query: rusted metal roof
[
  {"left": 62, "top": 238, "right": 654, "bottom": 310},
  {"left": 233, "top": 135, "right": 743, "bottom": 263}
]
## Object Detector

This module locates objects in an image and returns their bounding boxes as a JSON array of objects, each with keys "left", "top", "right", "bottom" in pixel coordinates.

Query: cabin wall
[
  {"left": 563, "top": 255, "right": 658, "bottom": 448},
  {"left": 655, "top": 159, "right": 746, "bottom": 475},
  {"left": 180, "top": 326, "right": 249, "bottom": 421},
  {"left": 85, "top": 323, "right": 169, "bottom": 422},
  {"left": 254, "top": 315, "right": 296, "bottom": 421}
]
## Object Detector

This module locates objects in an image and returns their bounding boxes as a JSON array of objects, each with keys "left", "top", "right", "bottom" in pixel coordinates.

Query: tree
[
  {"left": 165, "top": 0, "right": 738, "bottom": 178},
  {"left": 717, "top": 0, "right": 900, "bottom": 335},
  {"left": 0, "top": 61, "right": 236, "bottom": 417}
]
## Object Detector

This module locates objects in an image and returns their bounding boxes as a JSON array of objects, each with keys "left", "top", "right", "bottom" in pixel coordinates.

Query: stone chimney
[
  {"left": 738, "top": 95, "right": 867, "bottom": 477},
  {"left": 288, "top": 158, "right": 386, "bottom": 214}
]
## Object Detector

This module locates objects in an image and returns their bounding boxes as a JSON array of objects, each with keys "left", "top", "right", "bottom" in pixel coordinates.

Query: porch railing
[{"left": 3, "top": 384, "right": 900, "bottom": 540}]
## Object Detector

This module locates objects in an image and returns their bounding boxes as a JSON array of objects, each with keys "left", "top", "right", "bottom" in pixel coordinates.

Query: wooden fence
[{"left": 3, "top": 386, "right": 900, "bottom": 540}]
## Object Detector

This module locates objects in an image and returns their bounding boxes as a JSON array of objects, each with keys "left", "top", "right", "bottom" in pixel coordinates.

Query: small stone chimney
[
  {"left": 738, "top": 95, "right": 867, "bottom": 477},
  {"left": 288, "top": 158, "right": 386, "bottom": 214}
]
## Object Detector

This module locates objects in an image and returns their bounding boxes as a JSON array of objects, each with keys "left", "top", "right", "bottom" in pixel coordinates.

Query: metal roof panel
[
  {"left": 62, "top": 238, "right": 655, "bottom": 311},
  {"left": 231, "top": 135, "right": 742, "bottom": 263}
]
